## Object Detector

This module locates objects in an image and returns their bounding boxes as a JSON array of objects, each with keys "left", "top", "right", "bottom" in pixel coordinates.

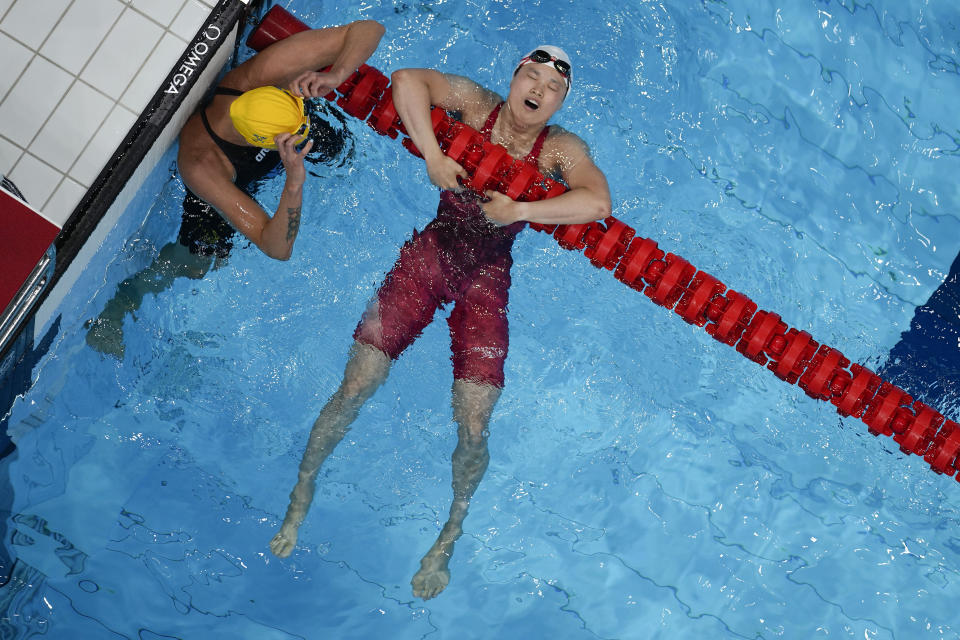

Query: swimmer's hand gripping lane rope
[{"left": 248, "top": 6, "right": 960, "bottom": 483}]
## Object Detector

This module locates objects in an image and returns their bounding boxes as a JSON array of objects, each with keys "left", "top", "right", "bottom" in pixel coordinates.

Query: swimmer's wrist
[
  {"left": 328, "top": 66, "right": 351, "bottom": 86},
  {"left": 422, "top": 145, "right": 445, "bottom": 164},
  {"left": 512, "top": 200, "right": 529, "bottom": 223},
  {"left": 284, "top": 169, "right": 306, "bottom": 186}
]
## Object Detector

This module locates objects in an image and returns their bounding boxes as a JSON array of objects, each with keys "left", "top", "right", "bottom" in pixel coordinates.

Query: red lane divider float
[{"left": 249, "top": 6, "right": 960, "bottom": 482}]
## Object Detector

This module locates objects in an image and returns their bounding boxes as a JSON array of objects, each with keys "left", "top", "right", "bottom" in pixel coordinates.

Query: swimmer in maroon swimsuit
[
  {"left": 271, "top": 47, "right": 612, "bottom": 600},
  {"left": 85, "top": 19, "right": 384, "bottom": 357}
]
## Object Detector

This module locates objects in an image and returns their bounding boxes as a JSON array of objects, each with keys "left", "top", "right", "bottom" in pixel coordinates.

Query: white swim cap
[{"left": 515, "top": 45, "right": 572, "bottom": 94}]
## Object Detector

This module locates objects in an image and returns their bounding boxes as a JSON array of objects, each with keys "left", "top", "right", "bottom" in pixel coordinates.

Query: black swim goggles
[{"left": 526, "top": 49, "right": 571, "bottom": 78}]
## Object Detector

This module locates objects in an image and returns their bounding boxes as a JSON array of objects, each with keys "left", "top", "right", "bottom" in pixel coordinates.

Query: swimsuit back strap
[
  {"left": 201, "top": 86, "right": 244, "bottom": 153},
  {"left": 200, "top": 109, "right": 242, "bottom": 161},
  {"left": 480, "top": 103, "right": 502, "bottom": 138},
  {"left": 200, "top": 109, "right": 219, "bottom": 143}
]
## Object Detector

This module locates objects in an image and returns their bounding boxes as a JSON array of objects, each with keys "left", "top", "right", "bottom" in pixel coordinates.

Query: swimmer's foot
[
  {"left": 411, "top": 543, "right": 453, "bottom": 600},
  {"left": 269, "top": 521, "right": 300, "bottom": 558},
  {"left": 84, "top": 314, "right": 125, "bottom": 359}
]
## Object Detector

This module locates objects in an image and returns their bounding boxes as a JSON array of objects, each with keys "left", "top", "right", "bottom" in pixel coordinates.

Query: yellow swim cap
[{"left": 229, "top": 86, "right": 310, "bottom": 149}]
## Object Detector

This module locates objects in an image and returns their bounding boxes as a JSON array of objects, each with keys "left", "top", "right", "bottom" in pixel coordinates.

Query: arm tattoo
[{"left": 286, "top": 206, "right": 302, "bottom": 242}]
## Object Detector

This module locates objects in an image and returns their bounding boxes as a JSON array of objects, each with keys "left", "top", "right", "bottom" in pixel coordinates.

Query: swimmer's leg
[
  {"left": 85, "top": 242, "right": 212, "bottom": 358},
  {"left": 411, "top": 379, "right": 500, "bottom": 600},
  {"left": 270, "top": 341, "right": 391, "bottom": 558}
]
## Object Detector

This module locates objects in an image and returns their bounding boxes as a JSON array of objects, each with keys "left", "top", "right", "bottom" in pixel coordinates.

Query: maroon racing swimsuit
[{"left": 354, "top": 103, "right": 550, "bottom": 387}]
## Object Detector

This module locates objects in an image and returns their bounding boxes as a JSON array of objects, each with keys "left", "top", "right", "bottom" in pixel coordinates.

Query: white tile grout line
[
  {"left": 61, "top": 104, "right": 137, "bottom": 203},
  {"left": 0, "top": 143, "right": 25, "bottom": 188},
  {"left": 29, "top": 0, "right": 125, "bottom": 140},
  {"left": 0, "top": 36, "right": 39, "bottom": 109},
  {"left": 7, "top": 0, "right": 222, "bottom": 213},
  {"left": 0, "top": 6, "right": 193, "bottom": 112},
  {"left": 39, "top": 167, "right": 68, "bottom": 213},
  {"left": 10, "top": 149, "right": 68, "bottom": 211},
  {"left": 171, "top": 0, "right": 200, "bottom": 37},
  {"left": 110, "top": 0, "right": 192, "bottom": 107},
  {"left": 126, "top": 0, "right": 193, "bottom": 32}
]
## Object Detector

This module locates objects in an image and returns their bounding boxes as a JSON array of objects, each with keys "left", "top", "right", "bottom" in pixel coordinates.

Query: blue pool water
[{"left": 3, "top": 0, "right": 960, "bottom": 637}]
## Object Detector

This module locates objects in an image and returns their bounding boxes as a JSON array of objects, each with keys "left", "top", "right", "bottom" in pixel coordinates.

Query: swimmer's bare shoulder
[
  {"left": 438, "top": 73, "right": 502, "bottom": 131},
  {"left": 540, "top": 125, "right": 594, "bottom": 181}
]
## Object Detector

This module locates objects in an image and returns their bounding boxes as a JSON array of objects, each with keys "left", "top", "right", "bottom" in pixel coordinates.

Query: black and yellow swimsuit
[{"left": 177, "top": 87, "right": 283, "bottom": 258}]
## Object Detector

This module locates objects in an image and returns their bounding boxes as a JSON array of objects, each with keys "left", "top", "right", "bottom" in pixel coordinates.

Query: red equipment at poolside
[{"left": 247, "top": 6, "right": 960, "bottom": 482}]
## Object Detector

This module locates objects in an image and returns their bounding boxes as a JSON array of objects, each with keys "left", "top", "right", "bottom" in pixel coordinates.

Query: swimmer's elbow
[
  {"left": 261, "top": 242, "right": 293, "bottom": 262},
  {"left": 572, "top": 185, "right": 611, "bottom": 221},
  {"left": 355, "top": 19, "right": 385, "bottom": 38},
  {"left": 391, "top": 68, "right": 412, "bottom": 88},
  {"left": 595, "top": 197, "right": 612, "bottom": 221},
  {"left": 391, "top": 67, "right": 435, "bottom": 89}
]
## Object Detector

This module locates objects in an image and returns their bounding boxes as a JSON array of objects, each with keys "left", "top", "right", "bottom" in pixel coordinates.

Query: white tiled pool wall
[{"left": 0, "top": 0, "right": 221, "bottom": 227}]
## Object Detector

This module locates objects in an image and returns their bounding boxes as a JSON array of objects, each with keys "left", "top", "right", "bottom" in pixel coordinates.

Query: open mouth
[{"left": 523, "top": 98, "right": 540, "bottom": 110}]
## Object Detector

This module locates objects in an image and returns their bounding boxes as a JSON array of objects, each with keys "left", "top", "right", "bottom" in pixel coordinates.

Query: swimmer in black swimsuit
[
  {"left": 177, "top": 86, "right": 284, "bottom": 259},
  {"left": 178, "top": 88, "right": 350, "bottom": 258},
  {"left": 86, "top": 18, "right": 384, "bottom": 358}
]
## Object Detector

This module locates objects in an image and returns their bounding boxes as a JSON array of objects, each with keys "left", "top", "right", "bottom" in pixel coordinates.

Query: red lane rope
[{"left": 249, "top": 6, "right": 960, "bottom": 483}]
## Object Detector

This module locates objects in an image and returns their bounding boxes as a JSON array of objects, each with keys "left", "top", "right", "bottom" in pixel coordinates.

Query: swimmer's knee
[
  {"left": 160, "top": 242, "right": 212, "bottom": 280},
  {"left": 350, "top": 342, "right": 392, "bottom": 375},
  {"left": 453, "top": 413, "right": 491, "bottom": 448},
  {"left": 462, "top": 426, "right": 488, "bottom": 448},
  {"left": 340, "top": 342, "right": 392, "bottom": 400},
  {"left": 339, "top": 379, "right": 373, "bottom": 405}
]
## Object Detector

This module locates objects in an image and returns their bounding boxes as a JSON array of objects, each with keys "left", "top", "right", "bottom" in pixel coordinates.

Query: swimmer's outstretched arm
[
  {"left": 286, "top": 20, "right": 387, "bottom": 98},
  {"left": 226, "top": 20, "right": 386, "bottom": 98}
]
